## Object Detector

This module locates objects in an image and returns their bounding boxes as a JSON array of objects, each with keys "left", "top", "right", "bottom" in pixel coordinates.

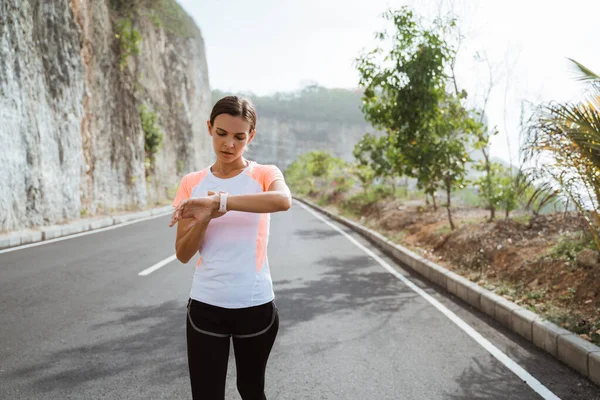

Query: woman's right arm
[{"left": 175, "top": 218, "right": 210, "bottom": 264}]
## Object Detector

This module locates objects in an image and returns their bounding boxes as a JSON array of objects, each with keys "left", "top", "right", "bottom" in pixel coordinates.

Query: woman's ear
[
  {"left": 206, "top": 120, "right": 212, "bottom": 136},
  {"left": 248, "top": 129, "right": 257, "bottom": 144}
]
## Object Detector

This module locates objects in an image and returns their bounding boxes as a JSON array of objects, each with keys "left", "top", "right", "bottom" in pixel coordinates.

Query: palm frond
[
  {"left": 569, "top": 58, "right": 600, "bottom": 82},
  {"left": 539, "top": 102, "right": 600, "bottom": 169}
]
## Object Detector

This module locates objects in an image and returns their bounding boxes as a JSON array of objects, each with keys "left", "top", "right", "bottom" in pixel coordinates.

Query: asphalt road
[{"left": 1, "top": 201, "right": 599, "bottom": 399}]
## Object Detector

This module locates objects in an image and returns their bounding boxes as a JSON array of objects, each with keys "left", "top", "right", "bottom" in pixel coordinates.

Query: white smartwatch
[{"left": 218, "top": 192, "right": 228, "bottom": 212}]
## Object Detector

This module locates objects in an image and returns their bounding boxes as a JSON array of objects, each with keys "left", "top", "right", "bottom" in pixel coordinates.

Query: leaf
[{"left": 568, "top": 58, "right": 600, "bottom": 82}]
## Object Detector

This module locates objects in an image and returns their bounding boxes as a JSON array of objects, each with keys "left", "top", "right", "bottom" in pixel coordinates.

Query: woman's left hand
[{"left": 169, "top": 192, "right": 224, "bottom": 227}]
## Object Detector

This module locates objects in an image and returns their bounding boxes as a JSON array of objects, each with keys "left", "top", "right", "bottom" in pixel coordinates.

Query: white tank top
[{"left": 172, "top": 161, "right": 284, "bottom": 309}]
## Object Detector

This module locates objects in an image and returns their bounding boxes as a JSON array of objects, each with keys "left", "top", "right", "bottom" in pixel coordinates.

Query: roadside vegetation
[{"left": 285, "top": 6, "right": 600, "bottom": 345}]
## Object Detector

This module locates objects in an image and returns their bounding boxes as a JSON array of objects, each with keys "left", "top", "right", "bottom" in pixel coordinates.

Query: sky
[{"left": 178, "top": 0, "right": 600, "bottom": 165}]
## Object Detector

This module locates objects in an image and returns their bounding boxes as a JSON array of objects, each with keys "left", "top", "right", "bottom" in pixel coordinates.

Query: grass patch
[
  {"left": 315, "top": 195, "right": 330, "bottom": 207},
  {"left": 550, "top": 230, "right": 596, "bottom": 261},
  {"left": 524, "top": 288, "right": 547, "bottom": 301},
  {"left": 338, "top": 186, "right": 392, "bottom": 216},
  {"left": 492, "top": 282, "right": 517, "bottom": 298}
]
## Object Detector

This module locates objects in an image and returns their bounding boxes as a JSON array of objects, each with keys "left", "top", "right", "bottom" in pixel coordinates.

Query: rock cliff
[{"left": 0, "top": 0, "right": 212, "bottom": 232}]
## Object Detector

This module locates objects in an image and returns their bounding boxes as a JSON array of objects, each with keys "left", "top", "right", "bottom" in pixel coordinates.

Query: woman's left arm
[
  {"left": 224, "top": 180, "right": 292, "bottom": 213},
  {"left": 170, "top": 179, "right": 292, "bottom": 226}
]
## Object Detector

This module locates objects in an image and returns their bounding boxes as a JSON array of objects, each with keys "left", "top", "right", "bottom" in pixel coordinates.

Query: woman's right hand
[{"left": 169, "top": 191, "right": 226, "bottom": 228}]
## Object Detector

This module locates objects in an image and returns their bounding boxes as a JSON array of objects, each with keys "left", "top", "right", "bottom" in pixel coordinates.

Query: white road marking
[
  {"left": 297, "top": 201, "right": 560, "bottom": 400},
  {"left": 0, "top": 210, "right": 173, "bottom": 254},
  {"left": 138, "top": 254, "right": 178, "bottom": 276}
]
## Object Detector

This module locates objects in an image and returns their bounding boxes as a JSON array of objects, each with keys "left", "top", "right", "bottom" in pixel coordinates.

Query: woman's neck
[{"left": 211, "top": 157, "right": 249, "bottom": 176}]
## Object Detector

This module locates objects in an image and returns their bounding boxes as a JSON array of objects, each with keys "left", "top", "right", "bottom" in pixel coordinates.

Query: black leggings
[{"left": 186, "top": 298, "right": 279, "bottom": 400}]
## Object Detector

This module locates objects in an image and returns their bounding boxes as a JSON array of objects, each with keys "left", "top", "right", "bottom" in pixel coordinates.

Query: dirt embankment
[{"left": 324, "top": 196, "right": 600, "bottom": 345}]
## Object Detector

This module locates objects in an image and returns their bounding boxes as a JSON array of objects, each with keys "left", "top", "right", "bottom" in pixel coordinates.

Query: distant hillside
[
  {"left": 211, "top": 87, "right": 503, "bottom": 178},
  {"left": 212, "top": 86, "right": 380, "bottom": 168}
]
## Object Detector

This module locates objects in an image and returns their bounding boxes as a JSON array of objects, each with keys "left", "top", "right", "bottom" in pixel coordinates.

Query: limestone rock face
[
  {"left": 0, "top": 0, "right": 212, "bottom": 231},
  {"left": 247, "top": 117, "right": 376, "bottom": 169}
]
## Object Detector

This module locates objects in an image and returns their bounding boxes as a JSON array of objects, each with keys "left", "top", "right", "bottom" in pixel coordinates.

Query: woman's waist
[
  {"left": 192, "top": 262, "right": 271, "bottom": 284},
  {"left": 196, "top": 257, "right": 261, "bottom": 272},
  {"left": 189, "top": 279, "right": 274, "bottom": 310}
]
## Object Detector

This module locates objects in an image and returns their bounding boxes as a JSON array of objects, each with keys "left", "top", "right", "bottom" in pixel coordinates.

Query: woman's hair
[{"left": 209, "top": 96, "right": 257, "bottom": 133}]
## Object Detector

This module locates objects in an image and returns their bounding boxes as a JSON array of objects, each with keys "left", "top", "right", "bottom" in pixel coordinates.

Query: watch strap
[{"left": 218, "top": 192, "right": 228, "bottom": 212}]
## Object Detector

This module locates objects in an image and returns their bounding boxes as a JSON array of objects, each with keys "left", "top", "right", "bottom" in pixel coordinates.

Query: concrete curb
[
  {"left": 295, "top": 196, "right": 600, "bottom": 386},
  {"left": 0, "top": 205, "right": 173, "bottom": 251}
]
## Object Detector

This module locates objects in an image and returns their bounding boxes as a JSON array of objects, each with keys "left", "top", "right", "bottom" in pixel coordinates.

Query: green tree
[
  {"left": 473, "top": 125, "right": 500, "bottom": 220},
  {"left": 306, "top": 151, "right": 336, "bottom": 178},
  {"left": 474, "top": 161, "right": 504, "bottom": 219},
  {"left": 354, "top": 7, "right": 454, "bottom": 194},
  {"left": 355, "top": 7, "right": 476, "bottom": 228},
  {"left": 353, "top": 134, "right": 403, "bottom": 192},
  {"left": 498, "top": 172, "right": 519, "bottom": 218},
  {"left": 354, "top": 7, "right": 452, "bottom": 143},
  {"left": 351, "top": 163, "right": 376, "bottom": 194},
  {"left": 284, "top": 153, "right": 316, "bottom": 195},
  {"left": 329, "top": 158, "right": 355, "bottom": 196},
  {"left": 430, "top": 93, "right": 478, "bottom": 228},
  {"left": 284, "top": 151, "right": 351, "bottom": 197}
]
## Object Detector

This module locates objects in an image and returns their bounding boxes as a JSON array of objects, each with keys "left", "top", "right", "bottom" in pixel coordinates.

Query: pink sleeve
[
  {"left": 172, "top": 175, "right": 191, "bottom": 208},
  {"left": 262, "top": 165, "right": 285, "bottom": 191}
]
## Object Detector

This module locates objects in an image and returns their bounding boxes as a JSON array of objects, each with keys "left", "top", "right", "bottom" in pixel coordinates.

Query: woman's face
[{"left": 207, "top": 114, "right": 255, "bottom": 163}]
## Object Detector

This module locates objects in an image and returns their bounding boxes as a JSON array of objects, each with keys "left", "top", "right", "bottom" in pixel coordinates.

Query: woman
[{"left": 169, "top": 95, "right": 292, "bottom": 400}]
